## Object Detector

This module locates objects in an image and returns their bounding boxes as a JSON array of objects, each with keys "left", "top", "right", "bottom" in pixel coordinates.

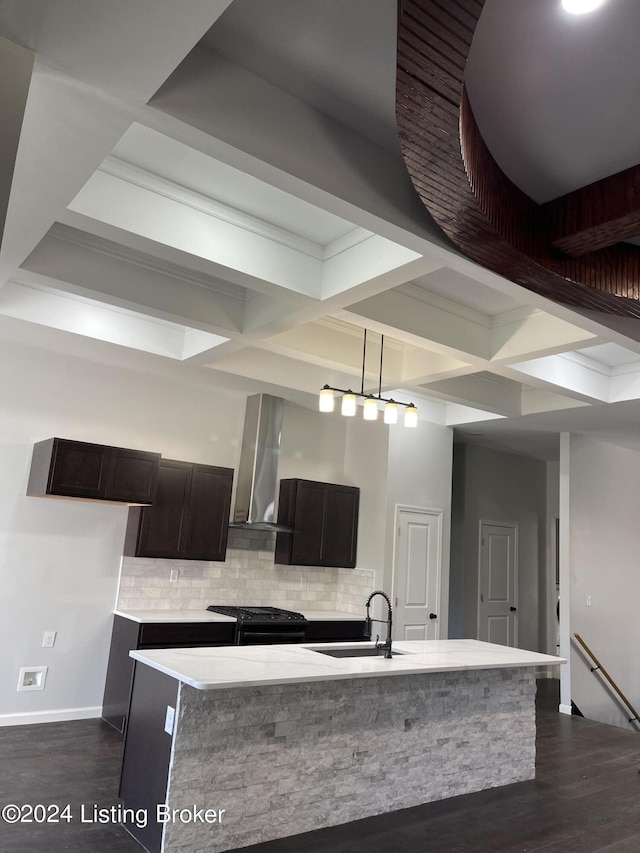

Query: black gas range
[{"left": 206, "top": 605, "right": 308, "bottom": 645}]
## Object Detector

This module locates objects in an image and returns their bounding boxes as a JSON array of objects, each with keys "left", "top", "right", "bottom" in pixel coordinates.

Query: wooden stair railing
[{"left": 573, "top": 633, "right": 640, "bottom": 727}]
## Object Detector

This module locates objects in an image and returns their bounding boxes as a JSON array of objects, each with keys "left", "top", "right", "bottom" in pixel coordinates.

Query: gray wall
[
  {"left": 450, "top": 443, "right": 548, "bottom": 652},
  {"left": 385, "top": 420, "right": 453, "bottom": 640},
  {"left": 568, "top": 435, "right": 640, "bottom": 729},
  {"left": 1, "top": 337, "right": 455, "bottom": 724}
]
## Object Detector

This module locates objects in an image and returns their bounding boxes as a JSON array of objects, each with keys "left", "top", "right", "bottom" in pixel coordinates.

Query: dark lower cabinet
[
  {"left": 124, "top": 459, "right": 233, "bottom": 561},
  {"left": 275, "top": 479, "right": 359, "bottom": 568},
  {"left": 119, "top": 664, "right": 177, "bottom": 853},
  {"left": 305, "top": 620, "right": 367, "bottom": 642},
  {"left": 102, "top": 615, "right": 235, "bottom": 732},
  {"left": 26, "top": 437, "right": 160, "bottom": 504},
  {"left": 102, "top": 614, "right": 367, "bottom": 734}
]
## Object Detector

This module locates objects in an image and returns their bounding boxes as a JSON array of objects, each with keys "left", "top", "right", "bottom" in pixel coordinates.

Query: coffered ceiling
[{"left": 2, "top": 0, "right": 640, "bottom": 460}]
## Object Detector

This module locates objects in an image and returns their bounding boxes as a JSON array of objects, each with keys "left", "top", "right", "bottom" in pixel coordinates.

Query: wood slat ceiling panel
[{"left": 396, "top": 0, "right": 640, "bottom": 320}]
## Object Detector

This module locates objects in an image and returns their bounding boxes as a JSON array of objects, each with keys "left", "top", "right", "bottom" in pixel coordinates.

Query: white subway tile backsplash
[{"left": 117, "top": 538, "right": 375, "bottom": 614}]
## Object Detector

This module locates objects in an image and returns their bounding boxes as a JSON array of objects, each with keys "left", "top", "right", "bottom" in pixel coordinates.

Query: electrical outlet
[
  {"left": 170, "top": 569, "right": 179, "bottom": 583},
  {"left": 164, "top": 705, "right": 176, "bottom": 735},
  {"left": 586, "top": 594, "right": 592, "bottom": 607},
  {"left": 42, "top": 631, "right": 56, "bottom": 648}
]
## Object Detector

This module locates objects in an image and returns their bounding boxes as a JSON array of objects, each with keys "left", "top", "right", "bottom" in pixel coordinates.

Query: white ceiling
[
  {"left": 2, "top": 0, "right": 640, "bottom": 462},
  {"left": 466, "top": 0, "right": 640, "bottom": 203},
  {"left": 199, "top": 0, "right": 399, "bottom": 152}
]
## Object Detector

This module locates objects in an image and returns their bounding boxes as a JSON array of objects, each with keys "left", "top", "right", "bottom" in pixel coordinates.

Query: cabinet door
[
  {"left": 136, "top": 460, "right": 191, "bottom": 558},
  {"left": 48, "top": 439, "right": 109, "bottom": 498},
  {"left": 290, "top": 480, "right": 326, "bottom": 565},
  {"left": 105, "top": 448, "right": 160, "bottom": 504},
  {"left": 274, "top": 480, "right": 296, "bottom": 564},
  {"left": 101, "top": 616, "right": 142, "bottom": 732},
  {"left": 322, "top": 485, "right": 359, "bottom": 568},
  {"left": 305, "top": 620, "right": 367, "bottom": 642},
  {"left": 183, "top": 465, "right": 233, "bottom": 560}
]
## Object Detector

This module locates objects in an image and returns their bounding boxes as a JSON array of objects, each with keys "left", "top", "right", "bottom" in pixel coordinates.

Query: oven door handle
[{"left": 238, "top": 630, "right": 307, "bottom": 644}]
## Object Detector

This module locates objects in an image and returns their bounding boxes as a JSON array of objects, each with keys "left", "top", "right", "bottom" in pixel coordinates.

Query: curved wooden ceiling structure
[{"left": 396, "top": 0, "right": 640, "bottom": 319}]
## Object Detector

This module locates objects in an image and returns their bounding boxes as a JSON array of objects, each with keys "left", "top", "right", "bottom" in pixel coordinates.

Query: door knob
[
  {"left": 429, "top": 613, "right": 438, "bottom": 620},
  {"left": 510, "top": 606, "right": 517, "bottom": 612}
]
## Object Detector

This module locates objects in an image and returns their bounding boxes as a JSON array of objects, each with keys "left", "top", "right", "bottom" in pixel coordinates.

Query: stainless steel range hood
[{"left": 230, "top": 394, "right": 292, "bottom": 532}]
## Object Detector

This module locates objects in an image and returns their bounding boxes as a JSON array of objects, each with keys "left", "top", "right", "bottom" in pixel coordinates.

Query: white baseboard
[
  {"left": 559, "top": 703, "right": 572, "bottom": 715},
  {"left": 0, "top": 706, "right": 101, "bottom": 727}
]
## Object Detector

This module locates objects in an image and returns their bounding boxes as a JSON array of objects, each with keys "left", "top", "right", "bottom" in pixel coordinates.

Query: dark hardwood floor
[{"left": 1, "top": 681, "right": 639, "bottom": 853}]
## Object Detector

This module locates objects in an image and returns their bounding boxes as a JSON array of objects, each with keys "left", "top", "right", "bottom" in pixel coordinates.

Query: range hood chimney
[{"left": 230, "top": 394, "right": 292, "bottom": 532}]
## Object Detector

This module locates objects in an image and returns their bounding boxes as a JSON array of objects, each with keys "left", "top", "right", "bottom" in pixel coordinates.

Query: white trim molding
[{"left": 0, "top": 706, "right": 101, "bottom": 727}]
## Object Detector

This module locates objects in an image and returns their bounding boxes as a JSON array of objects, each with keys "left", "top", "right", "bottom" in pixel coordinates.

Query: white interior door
[
  {"left": 393, "top": 508, "right": 442, "bottom": 641},
  {"left": 478, "top": 521, "right": 518, "bottom": 646}
]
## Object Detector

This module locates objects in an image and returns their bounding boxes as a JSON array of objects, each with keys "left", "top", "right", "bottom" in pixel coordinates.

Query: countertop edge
[
  {"left": 114, "top": 609, "right": 365, "bottom": 623},
  {"left": 129, "top": 640, "right": 566, "bottom": 691}
]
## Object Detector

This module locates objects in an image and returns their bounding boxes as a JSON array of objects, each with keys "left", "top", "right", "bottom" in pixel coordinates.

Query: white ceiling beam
[
  {"left": 57, "top": 209, "right": 315, "bottom": 306},
  {"left": 609, "top": 366, "right": 640, "bottom": 403},
  {"left": 320, "top": 234, "right": 423, "bottom": 301},
  {"left": 0, "top": 37, "right": 34, "bottom": 254},
  {"left": 207, "top": 346, "right": 355, "bottom": 397},
  {"left": 521, "top": 389, "right": 591, "bottom": 416},
  {"left": 68, "top": 168, "right": 325, "bottom": 300},
  {"left": 506, "top": 354, "right": 610, "bottom": 403},
  {"left": 0, "top": 0, "right": 233, "bottom": 286},
  {"left": 0, "top": 67, "right": 136, "bottom": 286},
  {"left": 345, "top": 288, "right": 491, "bottom": 361},
  {"left": 444, "top": 404, "right": 506, "bottom": 426},
  {"left": 261, "top": 321, "right": 406, "bottom": 389},
  {"left": 0, "top": 279, "right": 229, "bottom": 360},
  {"left": 19, "top": 239, "right": 244, "bottom": 337},
  {"left": 400, "top": 348, "right": 473, "bottom": 385},
  {"left": 490, "top": 308, "right": 598, "bottom": 363},
  {"left": 420, "top": 374, "right": 522, "bottom": 417}
]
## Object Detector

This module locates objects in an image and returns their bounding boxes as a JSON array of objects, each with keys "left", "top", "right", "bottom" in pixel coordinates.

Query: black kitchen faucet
[{"left": 363, "top": 590, "right": 393, "bottom": 658}]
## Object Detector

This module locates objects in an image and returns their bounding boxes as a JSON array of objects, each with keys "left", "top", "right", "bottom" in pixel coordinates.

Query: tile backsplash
[{"left": 117, "top": 529, "right": 374, "bottom": 614}]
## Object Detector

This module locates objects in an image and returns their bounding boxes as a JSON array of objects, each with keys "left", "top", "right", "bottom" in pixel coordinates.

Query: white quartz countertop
[
  {"left": 130, "top": 640, "right": 565, "bottom": 690},
  {"left": 114, "top": 609, "right": 364, "bottom": 624},
  {"left": 114, "top": 609, "right": 236, "bottom": 624}
]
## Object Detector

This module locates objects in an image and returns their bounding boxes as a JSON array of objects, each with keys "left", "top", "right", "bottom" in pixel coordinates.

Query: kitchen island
[{"left": 120, "top": 640, "right": 564, "bottom": 853}]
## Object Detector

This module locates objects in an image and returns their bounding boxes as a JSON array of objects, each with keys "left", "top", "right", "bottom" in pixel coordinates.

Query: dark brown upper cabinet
[
  {"left": 27, "top": 438, "right": 160, "bottom": 505},
  {"left": 124, "top": 459, "right": 233, "bottom": 561},
  {"left": 275, "top": 479, "right": 359, "bottom": 568}
]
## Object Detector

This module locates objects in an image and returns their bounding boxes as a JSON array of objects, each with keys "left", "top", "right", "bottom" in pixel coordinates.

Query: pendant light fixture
[{"left": 318, "top": 330, "right": 418, "bottom": 427}]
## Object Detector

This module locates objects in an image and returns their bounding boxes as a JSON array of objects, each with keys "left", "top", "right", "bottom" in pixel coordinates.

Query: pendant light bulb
[
  {"left": 384, "top": 400, "right": 398, "bottom": 424},
  {"left": 404, "top": 405, "right": 418, "bottom": 428},
  {"left": 319, "top": 386, "right": 334, "bottom": 412},
  {"left": 363, "top": 396, "right": 378, "bottom": 421},
  {"left": 341, "top": 393, "right": 357, "bottom": 417}
]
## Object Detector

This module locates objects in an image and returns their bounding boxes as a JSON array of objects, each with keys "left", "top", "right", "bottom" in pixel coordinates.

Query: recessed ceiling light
[{"left": 561, "top": 0, "right": 606, "bottom": 14}]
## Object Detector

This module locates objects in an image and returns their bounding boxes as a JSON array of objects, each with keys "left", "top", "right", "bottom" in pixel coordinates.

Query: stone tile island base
[{"left": 163, "top": 668, "right": 535, "bottom": 853}]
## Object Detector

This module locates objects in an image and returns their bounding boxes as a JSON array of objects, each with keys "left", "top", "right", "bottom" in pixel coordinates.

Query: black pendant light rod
[{"left": 319, "top": 327, "right": 417, "bottom": 413}]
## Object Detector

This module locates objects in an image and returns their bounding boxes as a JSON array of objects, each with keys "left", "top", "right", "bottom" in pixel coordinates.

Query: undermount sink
[{"left": 314, "top": 647, "right": 407, "bottom": 658}]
